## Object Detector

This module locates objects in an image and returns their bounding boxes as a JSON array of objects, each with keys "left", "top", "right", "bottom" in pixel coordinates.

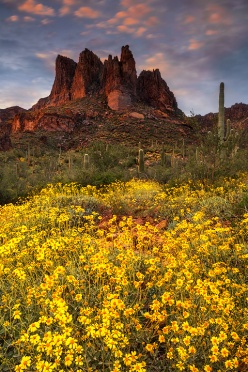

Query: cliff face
[
  {"left": 71, "top": 49, "right": 103, "bottom": 99},
  {"left": 30, "top": 45, "right": 177, "bottom": 113},
  {"left": 9, "top": 45, "right": 180, "bottom": 134},
  {"left": 0, "top": 106, "right": 26, "bottom": 150},
  {"left": 102, "top": 45, "right": 137, "bottom": 110},
  {"left": 137, "top": 69, "right": 177, "bottom": 112}
]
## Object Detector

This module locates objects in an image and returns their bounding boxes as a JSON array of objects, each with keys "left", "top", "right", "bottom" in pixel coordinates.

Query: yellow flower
[
  {"left": 19, "top": 356, "right": 31, "bottom": 370},
  {"left": 204, "top": 365, "right": 212, "bottom": 372},
  {"left": 221, "top": 347, "right": 229, "bottom": 358},
  {"left": 75, "top": 293, "right": 82, "bottom": 302},
  {"left": 64, "top": 353, "right": 73, "bottom": 366},
  {"left": 145, "top": 343, "right": 156, "bottom": 353}
]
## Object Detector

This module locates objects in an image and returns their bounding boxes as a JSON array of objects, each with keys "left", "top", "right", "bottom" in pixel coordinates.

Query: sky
[{"left": 0, "top": 0, "right": 248, "bottom": 115}]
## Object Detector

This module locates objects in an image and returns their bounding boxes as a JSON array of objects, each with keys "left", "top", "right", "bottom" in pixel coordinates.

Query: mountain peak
[{"left": 31, "top": 46, "right": 177, "bottom": 113}]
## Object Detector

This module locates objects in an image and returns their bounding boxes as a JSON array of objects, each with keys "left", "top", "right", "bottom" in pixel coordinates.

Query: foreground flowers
[{"left": 0, "top": 177, "right": 248, "bottom": 371}]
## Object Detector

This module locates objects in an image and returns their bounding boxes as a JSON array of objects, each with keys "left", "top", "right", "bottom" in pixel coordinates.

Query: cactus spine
[
  {"left": 218, "top": 82, "right": 225, "bottom": 143},
  {"left": 138, "top": 148, "right": 145, "bottom": 173}
]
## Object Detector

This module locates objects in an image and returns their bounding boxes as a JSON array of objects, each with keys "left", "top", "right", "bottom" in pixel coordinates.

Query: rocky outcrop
[
  {"left": 12, "top": 110, "right": 84, "bottom": 133},
  {"left": 102, "top": 45, "right": 137, "bottom": 110},
  {"left": 7, "top": 45, "right": 180, "bottom": 136},
  {"left": 71, "top": 49, "right": 103, "bottom": 99},
  {"left": 30, "top": 45, "right": 177, "bottom": 113},
  {"left": 0, "top": 106, "right": 26, "bottom": 150},
  {"left": 32, "top": 55, "right": 77, "bottom": 110},
  {"left": 137, "top": 69, "right": 177, "bottom": 112},
  {"left": 196, "top": 103, "right": 248, "bottom": 132},
  {"left": 0, "top": 106, "right": 26, "bottom": 123},
  {"left": 50, "top": 55, "right": 77, "bottom": 104}
]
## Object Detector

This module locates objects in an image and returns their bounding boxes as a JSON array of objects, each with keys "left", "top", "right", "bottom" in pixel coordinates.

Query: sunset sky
[{"left": 0, "top": 0, "right": 248, "bottom": 115}]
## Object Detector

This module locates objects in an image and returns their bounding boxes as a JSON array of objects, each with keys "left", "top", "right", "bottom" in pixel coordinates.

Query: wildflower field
[{"left": 0, "top": 176, "right": 248, "bottom": 372}]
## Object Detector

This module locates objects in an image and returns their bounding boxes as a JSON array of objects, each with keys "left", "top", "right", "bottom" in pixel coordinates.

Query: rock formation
[
  {"left": 102, "top": 45, "right": 137, "bottom": 110},
  {"left": 31, "top": 45, "right": 177, "bottom": 113},
  {"left": 12, "top": 110, "right": 84, "bottom": 133},
  {"left": 0, "top": 106, "right": 26, "bottom": 150},
  {"left": 7, "top": 45, "right": 182, "bottom": 134},
  {"left": 137, "top": 69, "right": 177, "bottom": 112},
  {"left": 196, "top": 103, "right": 248, "bottom": 132},
  {"left": 71, "top": 48, "right": 103, "bottom": 99}
]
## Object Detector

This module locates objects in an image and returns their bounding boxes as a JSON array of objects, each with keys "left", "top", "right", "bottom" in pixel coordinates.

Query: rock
[
  {"left": 108, "top": 90, "right": 132, "bottom": 111},
  {"left": 102, "top": 45, "right": 137, "bottom": 110},
  {"left": 196, "top": 103, "right": 248, "bottom": 132},
  {"left": 31, "top": 96, "right": 50, "bottom": 111},
  {"left": 129, "top": 112, "right": 144, "bottom": 119},
  {"left": 71, "top": 48, "right": 103, "bottom": 99},
  {"left": 0, "top": 106, "right": 26, "bottom": 123},
  {"left": 50, "top": 55, "right": 77, "bottom": 104},
  {"left": 137, "top": 69, "right": 177, "bottom": 113},
  {"left": 7, "top": 45, "right": 183, "bottom": 135},
  {"left": 0, "top": 123, "right": 12, "bottom": 151},
  {"left": 12, "top": 111, "right": 83, "bottom": 133},
  {"left": 0, "top": 106, "right": 26, "bottom": 150}
]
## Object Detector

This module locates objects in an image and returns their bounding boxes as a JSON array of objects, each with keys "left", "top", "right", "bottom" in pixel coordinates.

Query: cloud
[
  {"left": 188, "top": 39, "right": 203, "bottom": 50},
  {"left": 41, "top": 18, "right": 52, "bottom": 25},
  {"left": 59, "top": 0, "right": 77, "bottom": 16},
  {"left": 24, "top": 16, "right": 35, "bottom": 21},
  {"left": 205, "top": 29, "right": 218, "bottom": 36},
  {"left": 35, "top": 49, "right": 75, "bottom": 70},
  {"left": 18, "top": 0, "right": 55, "bottom": 16},
  {"left": 183, "top": 15, "right": 195, "bottom": 24},
  {"left": 206, "top": 4, "right": 232, "bottom": 25},
  {"left": 6, "top": 15, "right": 19, "bottom": 22},
  {"left": 74, "top": 6, "right": 101, "bottom": 18},
  {"left": 95, "top": 2, "right": 158, "bottom": 37}
]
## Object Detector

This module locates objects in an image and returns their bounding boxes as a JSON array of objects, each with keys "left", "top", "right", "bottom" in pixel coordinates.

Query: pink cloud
[
  {"left": 41, "top": 18, "right": 52, "bottom": 25},
  {"left": 188, "top": 39, "right": 203, "bottom": 50},
  {"left": 129, "top": 4, "right": 151, "bottom": 18},
  {"left": 183, "top": 15, "right": 195, "bottom": 24},
  {"left": 120, "top": 0, "right": 134, "bottom": 7},
  {"left": 135, "top": 27, "right": 146, "bottom": 37},
  {"left": 117, "top": 25, "right": 134, "bottom": 33},
  {"left": 206, "top": 5, "right": 232, "bottom": 26},
  {"left": 123, "top": 17, "right": 140, "bottom": 25},
  {"left": 63, "top": 0, "right": 76, "bottom": 4},
  {"left": 6, "top": 15, "right": 19, "bottom": 22},
  {"left": 145, "top": 16, "right": 159, "bottom": 26},
  {"left": 59, "top": 0, "right": 77, "bottom": 16},
  {"left": 24, "top": 16, "right": 35, "bottom": 21},
  {"left": 205, "top": 29, "right": 218, "bottom": 36},
  {"left": 115, "top": 11, "right": 127, "bottom": 19},
  {"left": 209, "top": 12, "right": 222, "bottom": 23},
  {"left": 59, "top": 6, "right": 70, "bottom": 16},
  {"left": 74, "top": 6, "right": 101, "bottom": 18},
  {"left": 18, "top": 0, "right": 55, "bottom": 16}
]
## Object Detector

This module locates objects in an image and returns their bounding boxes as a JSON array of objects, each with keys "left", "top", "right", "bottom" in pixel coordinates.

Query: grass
[{"left": 1, "top": 175, "right": 248, "bottom": 371}]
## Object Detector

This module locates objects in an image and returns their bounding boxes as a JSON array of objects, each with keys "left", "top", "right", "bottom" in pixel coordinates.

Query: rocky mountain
[
  {"left": 9, "top": 45, "right": 181, "bottom": 138},
  {"left": 31, "top": 45, "right": 177, "bottom": 114},
  {"left": 196, "top": 103, "right": 248, "bottom": 132}
]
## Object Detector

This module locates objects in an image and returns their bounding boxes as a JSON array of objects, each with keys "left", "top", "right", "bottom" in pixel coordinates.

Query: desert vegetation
[{"left": 1, "top": 176, "right": 248, "bottom": 371}]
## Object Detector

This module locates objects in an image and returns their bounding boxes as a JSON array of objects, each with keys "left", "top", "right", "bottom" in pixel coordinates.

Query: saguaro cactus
[
  {"left": 83, "top": 154, "right": 89, "bottom": 169},
  {"left": 218, "top": 82, "right": 225, "bottom": 143},
  {"left": 138, "top": 148, "right": 145, "bottom": 173},
  {"left": 161, "top": 142, "right": 166, "bottom": 166}
]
